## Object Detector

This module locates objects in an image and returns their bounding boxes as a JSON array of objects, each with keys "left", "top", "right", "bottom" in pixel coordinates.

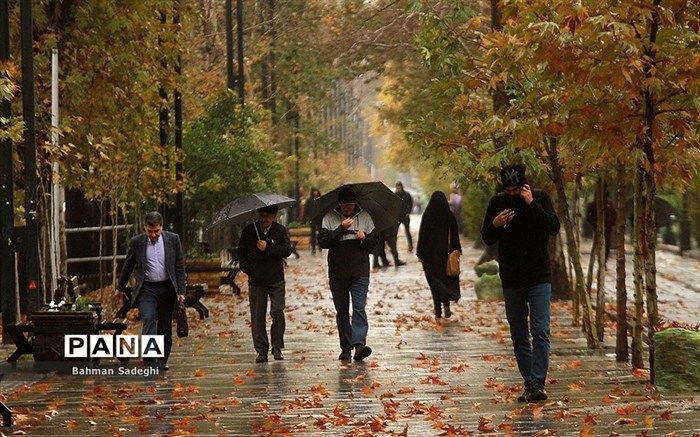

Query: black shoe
[
  {"left": 338, "top": 350, "right": 352, "bottom": 361},
  {"left": 353, "top": 345, "right": 372, "bottom": 361},
  {"left": 517, "top": 381, "right": 532, "bottom": 402},
  {"left": 255, "top": 354, "right": 268, "bottom": 363},
  {"left": 395, "top": 260, "right": 406, "bottom": 267},
  {"left": 158, "top": 363, "right": 169, "bottom": 371},
  {"left": 443, "top": 304, "right": 452, "bottom": 318},
  {"left": 528, "top": 386, "right": 548, "bottom": 402},
  {"left": 272, "top": 348, "right": 284, "bottom": 361}
]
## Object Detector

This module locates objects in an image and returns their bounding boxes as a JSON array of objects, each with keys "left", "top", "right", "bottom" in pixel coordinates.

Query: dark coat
[
  {"left": 396, "top": 190, "right": 413, "bottom": 216},
  {"left": 117, "top": 231, "right": 186, "bottom": 305},
  {"left": 318, "top": 206, "right": 379, "bottom": 279},
  {"left": 417, "top": 192, "right": 462, "bottom": 302},
  {"left": 238, "top": 222, "right": 293, "bottom": 286},
  {"left": 481, "top": 189, "right": 560, "bottom": 288}
]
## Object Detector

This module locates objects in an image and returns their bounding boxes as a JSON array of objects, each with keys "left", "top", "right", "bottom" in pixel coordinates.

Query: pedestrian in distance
[
  {"left": 319, "top": 186, "right": 379, "bottom": 361},
  {"left": 373, "top": 223, "right": 405, "bottom": 269},
  {"left": 238, "top": 205, "right": 293, "bottom": 363},
  {"left": 480, "top": 164, "right": 560, "bottom": 402},
  {"left": 305, "top": 187, "right": 323, "bottom": 255},
  {"left": 416, "top": 191, "right": 462, "bottom": 320},
  {"left": 394, "top": 182, "right": 414, "bottom": 252},
  {"left": 117, "top": 211, "right": 186, "bottom": 371}
]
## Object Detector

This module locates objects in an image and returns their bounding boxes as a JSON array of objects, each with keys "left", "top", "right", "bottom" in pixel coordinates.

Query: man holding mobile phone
[
  {"left": 318, "top": 186, "right": 378, "bottom": 361},
  {"left": 481, "top": 165, "right": 560, "bottom": 402}
]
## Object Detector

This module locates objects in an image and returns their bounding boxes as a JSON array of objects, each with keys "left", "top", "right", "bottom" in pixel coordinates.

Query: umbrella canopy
[
  {"left": 309, "top": 182, "right": 404, "bottom": 233},
  {"left": 209, "top": 193, "right": 296, "bottom": 229}
]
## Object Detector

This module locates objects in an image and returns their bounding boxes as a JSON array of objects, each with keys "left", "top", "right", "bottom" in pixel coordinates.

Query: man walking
[
  {"left": 481, "top": 165, "right": 560, "bottom": 402},
  {"left": 238, "top": 205, "right": 293, "bottom": 363},
  {"left": 117, "top": 212, "right": 186, "bottom": 371},
  {"left": 319, "top": 186, "right": 378, "bottom": 361},
  {"left": 394, "top": 182, "right": 414, "bottom": 252}
]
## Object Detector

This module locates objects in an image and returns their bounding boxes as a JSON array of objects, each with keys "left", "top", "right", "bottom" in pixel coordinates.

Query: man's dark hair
[
  {"left": 396, "top": 181, "right": 403, "bottom": 188},
  {"left": 145, "top": 211, "right": 164, "bottom": 227},
  {"left": 257, "top": 205, "right": 279, "bottom": 214}
]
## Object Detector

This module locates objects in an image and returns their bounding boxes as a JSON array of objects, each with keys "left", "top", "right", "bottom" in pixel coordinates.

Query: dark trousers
[
  {"left": 249, "top": 281, "right": 286, "bottom": 355},
  {"left": 137, "top": 280, "right": 176, "bottom": 363},
  {"left": 373, "top": 233, "right": 399, "bottom": 267},
  {"left": 309, "top": 224, "right": 321, "bottom": 253},
  {"left": 398, "top": 216, "right": 413, "bottom": 250},
  {"left": 330, "top": 277, "right": 369, "bottom": 351},
  {"left": 503, "top": 283, "right": 551, "bottom": 388}
]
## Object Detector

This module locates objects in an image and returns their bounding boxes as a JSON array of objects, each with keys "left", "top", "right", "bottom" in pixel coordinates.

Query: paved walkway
[{"left": 1, "top": 221, "right": 699, "bottom": 436}]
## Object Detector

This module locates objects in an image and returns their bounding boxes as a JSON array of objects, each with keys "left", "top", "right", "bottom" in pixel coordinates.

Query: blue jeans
[
  {"left": 503, "top": 282, "right": 551, "bottom": 388},
  {"left": 329, "top": 277, "right": 370, "bottom": 351}
]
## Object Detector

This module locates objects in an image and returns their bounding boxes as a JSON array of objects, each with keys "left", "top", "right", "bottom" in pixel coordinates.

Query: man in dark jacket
[
  {"left": 481, "top": 165, "right": 560, "bottom": 402},
  {"left": 319, "top": 186, "right": 379, "bottom": 361},
  {"left": 395, "top": 182, "right": 414, "bottom": 252},
  {"left": 117, "top": 211, "right": 186, "bottom": 371},
  {"left": 238, "top": 205, "right": 293, "bottom": 363}
]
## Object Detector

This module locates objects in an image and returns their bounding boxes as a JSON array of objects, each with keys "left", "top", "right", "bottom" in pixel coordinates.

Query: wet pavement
[{"left": 1, "top": 218, "right": 699, "bottom": 436}]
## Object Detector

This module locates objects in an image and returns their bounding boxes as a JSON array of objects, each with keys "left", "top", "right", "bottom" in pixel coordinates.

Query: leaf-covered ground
[{"left": 2, "top": 226, "right": 699, "bottom": 436}]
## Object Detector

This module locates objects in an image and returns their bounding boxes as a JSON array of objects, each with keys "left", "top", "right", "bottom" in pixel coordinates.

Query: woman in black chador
[{"left": 416, "top": 191, "right": 462, "bottom": 319}]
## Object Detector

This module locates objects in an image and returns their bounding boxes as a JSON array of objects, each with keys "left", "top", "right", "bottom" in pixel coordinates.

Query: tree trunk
[
  {"left": 546, "top": 137, "right": 597, "bottom": 348},
  {"left": 111, "top": 198, "right": 119, "bottom": 292},
  {"left": 549, "top": 234, "right": 571, "bottom": 300},
  {"left": 595, "top": 177, "right": 607, "bottom": 342},
  {"left": 549, "top": 191, "right": 571, "bottom": 300},
  {"left": 615, "top": 160, "right": 629, "bottom": 362},
  {"left": 570, "top": 172, "right": 583, "bottom": 325},
  {"left": 586, "top": 232, "right": 598, "bottom": 296},
  {"left": 631, "top": 167, "right": 645, "bottom": 369},
  {"left": 641, "top": 0, "right": 661, "bottom": 382},
  {"left": 98, "top": 199, "right": 104, "bottom": 302}
]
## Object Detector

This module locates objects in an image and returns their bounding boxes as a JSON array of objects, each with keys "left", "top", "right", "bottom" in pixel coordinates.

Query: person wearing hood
[
  {"left": 318, "top": 186, "right": 379, "bottom": 361},
  {"left": 481, "top": 164, "right": 560, "bottom": 403},
  {"left": 416, "top": 191, "right": 462, "bottom": 319}
]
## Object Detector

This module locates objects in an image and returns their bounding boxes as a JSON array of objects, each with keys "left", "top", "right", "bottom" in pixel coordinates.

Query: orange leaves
[
  {"left": 253, "top": 400, "right": 270, "bottom": 412},
  {"left": 420, "top": 375, "right": 448, "bottom": 386},
  {"left": 659, "top": 409, "right": 672, "bottom": 421},
  {"left": 477, "top": 415, "right": 496, "bottom": 433},
  {"left": 310, "top": 383, "right": 331, "bottom": 398},
  {"left": 632, "top": 368, "right": 650, "bottom": 378},
  {"left": 398, "top": 386, "right": 416, "bottom": 394},
  {"left": 193, "top": 369, "right": 205, "bottom": 378},
  {"left": 568, "top": 380, "right": 586, "bottom": 391},
  {"left": 615, "top": 403, "right": 637, "bottom": 416}
]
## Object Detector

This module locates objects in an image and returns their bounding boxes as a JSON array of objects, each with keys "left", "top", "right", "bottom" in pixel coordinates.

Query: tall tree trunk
[
  {"left": 631, "top": 166, "right": 645, "bottom": 369},
  {"left": 98, "top": 199, "right": 104, "bottom": 303},
  {"left": 615, "top": 160, "right": 629, "bottom": 362},
  {"left": 641, "top": 0, "right": 661, "bottom": 382},
  {"left": 548, "top": 191, "right": 571, "bottom": 300},
  {"left": 595, "top": 177, "right": 607, "bottom": 342},
  {"left": 546, "top": 138, "right": 597, "bottom": 348},
  {"left": 111, "top": 198, "right": 119, "bottom": 292},
  {"left": 586, "top": 233, "right": 598, "bottom": 296},
  {"left": 570, "top": 172, "right": 583, "bottom": 325}
]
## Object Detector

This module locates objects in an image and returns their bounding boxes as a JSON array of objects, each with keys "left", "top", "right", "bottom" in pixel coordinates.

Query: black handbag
[{"left": 175, "top": 302, "right": 189, "bottom": 338}]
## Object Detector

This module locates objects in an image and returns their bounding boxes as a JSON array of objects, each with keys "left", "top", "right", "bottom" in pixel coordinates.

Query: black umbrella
[
  {"left": 309, "top": 182, "right": 404, "bottom": 233},
  {"left": 210, "top": 193, "right": 296, "bottom": 238}
]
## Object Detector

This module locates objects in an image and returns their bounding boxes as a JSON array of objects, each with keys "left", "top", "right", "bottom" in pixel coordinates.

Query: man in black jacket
[
  {"left": 319, "top": 186, "right": 379, "bottom": 361},
  {"left": 238, "top": 205, "right": 293, "bottom": 363},
  {"left": 481, "top": 165, "right": 560, "bottom": 402}
]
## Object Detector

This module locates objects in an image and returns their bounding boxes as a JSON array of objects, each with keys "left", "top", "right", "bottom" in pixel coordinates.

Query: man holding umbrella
[
  {"left": 319, "top": 186, "right": 379, "bottom": 361},
  {"left": 238, "top": 205, "right": 293, "bottom": 363}
]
